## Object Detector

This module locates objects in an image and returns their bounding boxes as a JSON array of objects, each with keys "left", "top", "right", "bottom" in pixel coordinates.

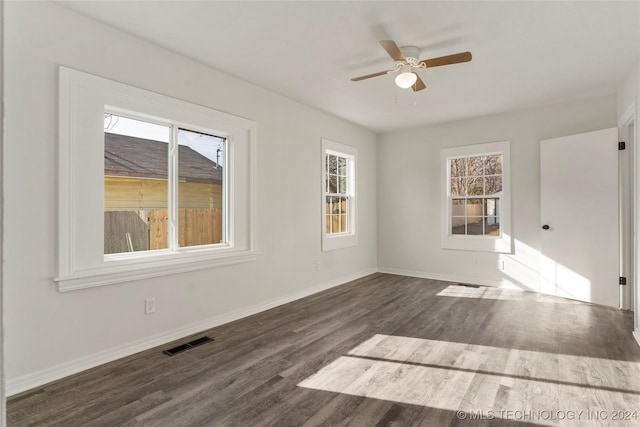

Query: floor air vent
[
  {"left": 456, "top": 283, "right": 481, "bottom": 288},
  {"left": 163, "top": 336, "right": 214, "bottom": 356}
]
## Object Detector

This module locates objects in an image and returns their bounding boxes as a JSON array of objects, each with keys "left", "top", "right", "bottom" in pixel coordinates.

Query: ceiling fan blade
[
  {"left": 419, "top": 52, "right": 472, "bottom": 68},
  {"left": 412, "top": 74, "right": 426, "bottom": 92},
  {"left": 351, "top": 70, "right": 394, "bottom": 81},
  {"left": 380, "top": 40, "right": 405, "bottom": 61}
]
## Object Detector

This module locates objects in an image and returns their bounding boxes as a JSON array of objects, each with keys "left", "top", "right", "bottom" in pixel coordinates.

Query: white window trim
[
  {"left": 57, "top": 67, "right": 257, "bottom": 291},
  {"left": 321, "top": 138, "right": 357, "bottom": 251},
  {"left": 441, "top": 140, "right": 512, "bottom": 253}
]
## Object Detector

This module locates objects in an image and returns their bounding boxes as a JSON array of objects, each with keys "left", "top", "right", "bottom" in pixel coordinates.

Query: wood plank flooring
[{"left": 7, "top": 274, "right": 640, "bottom": 426}]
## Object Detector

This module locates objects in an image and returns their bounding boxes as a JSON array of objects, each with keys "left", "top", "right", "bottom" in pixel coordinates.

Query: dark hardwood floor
[{"left": 7, "top": 273, "right": 640, "bottom": 426}]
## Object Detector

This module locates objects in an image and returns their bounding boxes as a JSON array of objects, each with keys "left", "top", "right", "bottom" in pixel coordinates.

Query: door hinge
[
  {"left": 619, "top": 276, "right": 627, "bottom": 286},
  {"left": 619, "top": 141, "right": 626, "bottom": 150}
]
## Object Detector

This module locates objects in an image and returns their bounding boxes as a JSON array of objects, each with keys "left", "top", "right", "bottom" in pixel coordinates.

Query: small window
[
  {"left": 322, "top": 139, "right": 357, "bottom": 251},
  {"left": 441, "top": 141, "right": 511, "bottom": 253},
  {"left": 325, "top": 153, "right": 350, "bottom": 235}
]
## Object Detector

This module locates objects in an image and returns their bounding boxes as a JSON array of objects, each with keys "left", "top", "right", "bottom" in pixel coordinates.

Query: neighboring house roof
[{"left": 104, "top": 133, "right": 222, "bottom": 185}]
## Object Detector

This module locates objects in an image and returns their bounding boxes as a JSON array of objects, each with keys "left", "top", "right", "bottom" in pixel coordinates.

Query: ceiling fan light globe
[{"left": 395, "top": 72, "right": 417, "bottom": 89}]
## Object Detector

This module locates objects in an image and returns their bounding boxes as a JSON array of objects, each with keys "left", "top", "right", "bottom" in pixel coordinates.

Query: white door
[{"left": 540, "top": 128, "right": 619, "bottom": 307}]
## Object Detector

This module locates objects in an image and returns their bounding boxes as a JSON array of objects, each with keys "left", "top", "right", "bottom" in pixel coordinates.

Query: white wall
[
  {"left": 3, "top": 1, "right": 377, "bottom": 394},
  {"left": 618, "top": 58, "right": 639, "bottom": 119},
  {"left": 377, "top": 95, "right": 617, "bottom": 292}
]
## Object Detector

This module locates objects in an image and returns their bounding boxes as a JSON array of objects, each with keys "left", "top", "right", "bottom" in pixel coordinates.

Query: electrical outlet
[
  {"left": 145, "top": 297, "right": 156, "bottom": 314},
  {"left": 316, "top": 261, "right": 321, "bottom": 272}
]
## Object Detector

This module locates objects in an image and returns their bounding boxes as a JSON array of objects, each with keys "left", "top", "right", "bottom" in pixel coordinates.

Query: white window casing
[{"left": 57, "top": 67, "right": 257, "bottom": 291}]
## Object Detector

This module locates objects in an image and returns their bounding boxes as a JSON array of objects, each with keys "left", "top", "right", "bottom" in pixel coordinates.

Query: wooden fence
[
  {"left": 451, "top": 203, "right": 483, "bottom": 227},
  {"left": 105, "top": 208, "right": 223, "bottom": 254},
  {"left": 326, "top": 199, "right": 348, "bottom": 234}
]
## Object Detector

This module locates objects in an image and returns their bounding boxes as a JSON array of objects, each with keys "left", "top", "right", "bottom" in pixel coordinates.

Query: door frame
[
  {"left": 620, "top": 106, "right": 634, "bottom": 311},
  {"left": 619, "top": 102, "right": 638, "bottom": 341}
]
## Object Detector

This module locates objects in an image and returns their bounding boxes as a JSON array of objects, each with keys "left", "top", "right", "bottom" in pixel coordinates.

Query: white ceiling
[{"left": 59, "top": 1, "right": 640, "bottom": 133}]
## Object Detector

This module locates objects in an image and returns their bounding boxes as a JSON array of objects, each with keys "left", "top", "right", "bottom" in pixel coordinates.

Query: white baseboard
[
  {"left": 633, "top": 329, "right": 640, "bottom": 348},
  {"left": 377, "top": 267, "right": 506, "bottom": 289},
  {"left": 6, "top": 267, "right": 377, "bottom": 397}
]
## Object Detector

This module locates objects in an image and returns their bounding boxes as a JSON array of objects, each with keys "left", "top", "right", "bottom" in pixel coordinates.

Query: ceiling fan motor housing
[{"left": 399, "top": 46, "right": 420, "bottom": 65}]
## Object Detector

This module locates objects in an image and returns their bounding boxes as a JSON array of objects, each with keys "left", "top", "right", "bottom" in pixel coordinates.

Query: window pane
[
  {"left": 450, "top": 158, "right": 467, "bottom": 178},
  {"left": 341, "top": 198, "right": 349, "bottom": 233},
  {"left": 327, "top": 153, "right": 337, "bottom": 193},
  {"left": 177, "top": 128, "right": 226, "bottom": 247},
  {"left": 484, "top": 176, "right": 502, "bottom": 195},
  {"left": 466, "top": 199, "right": 483, "bottom": 216},
  {"left": 485, "top": 217, "right": 500, "bottom": 236},
  {"left": 327, "top": 154, "right": 337, "bottom": 175},
  {"left": 337, "top": 156, "right": 347, "bottom": 176},
  {"left": 338, "top": 176, "right": 347, "bottom": 194},
  {"left": 451, "top": 221, "right": 466, "bottom": 235},
  {"left": 467, "top": 176, "right": 483, "bottom": 195},
  {"left": 451, "top": 199, "right": 465, "bottom": 235},
  {"left": 467, "top": 156, "right": 484, "bottom": 176},
  {"left": 451, "top": 178, "right": 466, "bottom": 196},
  {"left": 326, "top": 196, "right": 333, "bottom": 233},
  {"left": 328, "top": 175, "right": 337, "bottom": 193},
  {"left": 451, "top": 199, "right": 465, "bottom": 216},
  {"left": 485, "top": 155, "right": 502, "bottom": 175},
  {"left": 104, "top": 114, "right": 170, "bottom": 254},
  {"left": 325, "top": 155, "right": 330, "bottom": 193},
  {"left": 485, "top": 198, "right": 499, "bottom": 217},
  {"left": 467, "top": 217, "right": 484, "bottom": 235}
]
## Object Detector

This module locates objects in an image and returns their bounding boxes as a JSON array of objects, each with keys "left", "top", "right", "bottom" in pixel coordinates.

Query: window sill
[
  {"left": 54, "top": 249, "right": 258, "bottom": 292},
  {"left": 441, "top": 234, "right": 512, "bottom": 253},
  {"left": 322, "top": 233, "right": 358, "bottom": 252}
]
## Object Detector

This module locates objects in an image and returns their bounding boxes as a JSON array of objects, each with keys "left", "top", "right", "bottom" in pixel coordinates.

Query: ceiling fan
[{"left": 351, "top": 40, "right": 472, "bottom": 92}]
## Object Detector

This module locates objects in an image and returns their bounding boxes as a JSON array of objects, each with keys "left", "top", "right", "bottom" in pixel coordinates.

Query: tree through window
[
  {"left": 441, "top": 140, "right": 511, "bottom": 253},
  {"left": 449, "top": 154, "right": 503, "bottom": 236}
]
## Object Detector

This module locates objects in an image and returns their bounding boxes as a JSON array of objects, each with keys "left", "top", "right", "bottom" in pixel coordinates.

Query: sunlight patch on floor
[
  {"left": 436, "top": 285, "right": 583, "bottom": 304},
  {"left": 297, "top": 335, "right": 640, "bottom": 425}
]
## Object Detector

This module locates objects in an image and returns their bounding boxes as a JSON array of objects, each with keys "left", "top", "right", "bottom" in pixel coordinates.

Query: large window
[
  {"left": 322, "top": 139, "right": 357, "bottom": 251},
  {"left": 441, "top": 141, "right": 511, "bottom": 253},
  {"left": 103, "top": 114, "right": 227, "bottom": 255},
  {"left": 57, "top": 67, "right": 256, "bottom": 291}
]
